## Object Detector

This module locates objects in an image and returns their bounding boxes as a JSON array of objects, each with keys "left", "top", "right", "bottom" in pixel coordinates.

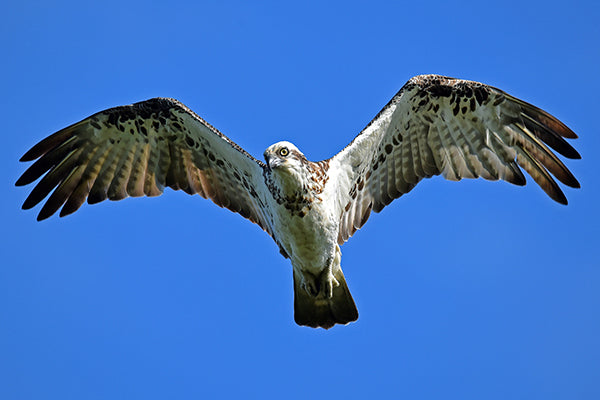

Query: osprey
[{"left": 16, "top": 75, "right": 581, "bottom": 329}]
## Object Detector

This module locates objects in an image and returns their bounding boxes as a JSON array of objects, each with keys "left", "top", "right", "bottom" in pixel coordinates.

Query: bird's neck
[
  {"left": 263, "top": 160, "right": 330, "bottom": 218},
  {"left": 266, "top": 163, "right": 310, "bottom": 201}
]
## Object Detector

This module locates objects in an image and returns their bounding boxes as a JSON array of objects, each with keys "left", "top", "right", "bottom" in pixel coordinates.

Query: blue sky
[{"left": 2, "top": 1, "right": 599, "bottom": 399}]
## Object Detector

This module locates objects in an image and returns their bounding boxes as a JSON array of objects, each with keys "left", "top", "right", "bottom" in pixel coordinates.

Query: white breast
[{"left": 274, "top": 199, "right": 338, "bottom": 275}]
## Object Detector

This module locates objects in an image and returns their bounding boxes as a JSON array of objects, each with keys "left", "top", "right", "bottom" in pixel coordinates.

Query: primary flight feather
[{"left": 16, "top": 75, "right": 581, "bottom": 329}]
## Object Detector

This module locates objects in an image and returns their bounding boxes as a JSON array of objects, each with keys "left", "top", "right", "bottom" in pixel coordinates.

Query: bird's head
[
  {"left": 263, "top": 141, "right": 307, "bottom": 173},
  {"left": 263, "top": 141, "right": 312, "bottom": 194}
]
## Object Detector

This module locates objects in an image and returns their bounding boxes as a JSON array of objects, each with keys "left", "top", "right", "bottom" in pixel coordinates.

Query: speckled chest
[
  {"left": 264, "top": 159, "right": 337, "bottom": 270},
  {"left": 263, "top": 159, "right": 330, "bottom": 218},
  {"left": 274, "top": 196, "right": 338, "bottom": 272}
]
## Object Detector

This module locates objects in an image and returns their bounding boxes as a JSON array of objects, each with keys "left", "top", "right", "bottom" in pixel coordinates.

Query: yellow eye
[{"left": 279, "top": 147, "right": 289, "bottom": 157}]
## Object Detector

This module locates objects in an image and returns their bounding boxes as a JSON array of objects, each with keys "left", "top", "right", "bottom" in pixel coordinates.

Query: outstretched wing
[
  {"left": 330, "top": 75, "right": 580, "bottom": 244},
  {"left": 16, "top": 98, "right": 275, "bottom": 235}
]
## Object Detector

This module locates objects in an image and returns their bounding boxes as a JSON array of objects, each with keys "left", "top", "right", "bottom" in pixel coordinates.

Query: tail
[{"left": 293, "top": 268, "right": 358, "bottom": 329}]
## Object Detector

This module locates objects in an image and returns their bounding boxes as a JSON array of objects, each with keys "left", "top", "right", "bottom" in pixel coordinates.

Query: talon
[
  {"left": 301, "top": 274, "right": 318, "bottom": 297},
  {"left": 299, "top": 269, "right": 339, "bottom": 298},
  {"left": 322, "top": 272, "right": 339, "bottom": 298}
]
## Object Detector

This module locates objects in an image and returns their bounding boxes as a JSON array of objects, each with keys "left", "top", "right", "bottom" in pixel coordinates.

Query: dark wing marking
[
  {"left": 330, "top": 75, "right": 580, "bottom": 244},
  {"left": 16, "top": 98, "right": 275, "bottom": 236}
]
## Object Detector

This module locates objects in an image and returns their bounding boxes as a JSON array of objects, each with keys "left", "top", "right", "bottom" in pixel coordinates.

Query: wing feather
[
  {"left": 88, "top": 143, "right": 123, "bottom": 204},
  {"left": 108, "top": 145, "right": 136, "bottom": 200},
  {"left": 22, "top": 147, "right": 84, "bottom": 210},
  {"left": 330, "top": 75, "right": 580, "bottom": 244},
  {"left": 61, "top": 141, "right": 112, "bottom": 216},
  {"left": 16, "top": 98, "right": 275, "bottom": 238},
  {"left": 16, "top": 135, "right": 79, "bottom": 186},
  {"left": 127, "top": 142, "right": 150, "bottom": 197},
  {"left": 38, "top": 165, "right": 86, "bottom": 221},
  {"left": 516, "top": 148, "right": 567, "bottom": 204}
]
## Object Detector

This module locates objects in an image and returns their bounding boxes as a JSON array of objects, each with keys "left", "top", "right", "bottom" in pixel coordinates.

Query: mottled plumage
[{"left": 16, "top": 75, "right": 580, "bottom": 329}]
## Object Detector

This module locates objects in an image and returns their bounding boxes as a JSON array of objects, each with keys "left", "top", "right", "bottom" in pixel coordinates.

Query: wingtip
[
  {"left": 19, "top": 145, "right": 48, "bottom": 162},
  {"left": 36, "top": 203, "right": 57, "bottom": 221},
  {"left": 552, "top": 190, "right": 569, "bottom": 205},
  {"left": 572, "top": 180, "right": 581, "bottom": 189}
]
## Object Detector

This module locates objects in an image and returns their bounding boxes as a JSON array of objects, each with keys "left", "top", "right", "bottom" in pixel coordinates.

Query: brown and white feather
[
  {"left": 16, "top": 97, "right": 276, "bottom": 238},
  {"left": 329, "top": 75, "right": 580, "bottom": 244}
]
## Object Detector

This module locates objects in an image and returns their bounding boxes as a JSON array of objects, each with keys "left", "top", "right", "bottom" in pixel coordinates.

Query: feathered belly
[{"left": 275, "top": 205, "right": 338, "bottom": 274}]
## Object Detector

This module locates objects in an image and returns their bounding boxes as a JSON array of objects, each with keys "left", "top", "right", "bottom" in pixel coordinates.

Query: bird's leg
[
  {"left": 299, "top": 248, "right": 342, "bottom": 298},
  {"left": 319, "top": 247, "right": 341, "bottom": 299},
  {"left": 300, "top": 270, "right": 319, "bottom": 297},
  {"left": 320, "top": 267, "right": 339, "bottom": 299}
]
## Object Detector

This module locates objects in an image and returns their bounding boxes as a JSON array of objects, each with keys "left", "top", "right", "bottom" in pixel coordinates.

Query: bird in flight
[{"left": 16, "top": 75, "right": 580, "bottom": 329}]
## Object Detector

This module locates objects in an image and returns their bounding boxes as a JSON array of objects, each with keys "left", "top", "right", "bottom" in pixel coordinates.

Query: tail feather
[{"left": 293, "top": 269, "right": 358, "bottom": 329}]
